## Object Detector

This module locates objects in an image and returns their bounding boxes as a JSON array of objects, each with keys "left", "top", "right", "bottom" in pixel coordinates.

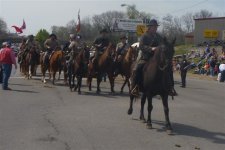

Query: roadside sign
[
  {"left": 136, "top": 24, "right": 146, "bottom": 36},
  {"left": 204, "top": 29, "right": 219, "bottom": 38},
  {"left": 112, "top": 18, "right": 143, "bottom": 32}
]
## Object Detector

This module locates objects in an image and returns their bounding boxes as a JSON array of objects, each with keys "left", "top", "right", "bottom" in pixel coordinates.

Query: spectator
[
  {"left": 219, "top": 63, "right": 225, "bottom": 82},
  {"left": 209, "top": 56, "right": 216, "bottom": 77},
  {"left": 0, "top": 41, "right": 17, "bottom": 90}
]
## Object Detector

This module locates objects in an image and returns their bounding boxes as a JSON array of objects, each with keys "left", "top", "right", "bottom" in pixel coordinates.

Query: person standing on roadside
[{"left": 0, "top": 42, "right": 17, "bottom": 90}]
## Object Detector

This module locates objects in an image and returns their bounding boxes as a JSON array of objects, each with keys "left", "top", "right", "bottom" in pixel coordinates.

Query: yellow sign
[
  {"left": 204, "top": 30, "right": 219, "bottom": 38},
  {"left": 136, "top": 24, "right": 147, "bottom": 36}
]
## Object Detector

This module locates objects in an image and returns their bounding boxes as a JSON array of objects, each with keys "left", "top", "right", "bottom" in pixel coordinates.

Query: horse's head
[{"left": 156, "top": 37, "right": 176, "bottom": 70}]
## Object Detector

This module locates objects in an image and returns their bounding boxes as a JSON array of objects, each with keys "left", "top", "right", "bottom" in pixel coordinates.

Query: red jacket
[{"left": 0, "top": 47, "right": 16, "bottom": 65}]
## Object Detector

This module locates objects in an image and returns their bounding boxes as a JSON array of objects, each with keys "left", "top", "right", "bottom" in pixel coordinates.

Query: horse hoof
[
  {"left": 146, "top": 123, "right": 153, "bottom": 129},
  {"left": 167, "top": 129, "right": 173, "bottom": 135},
  {"left": 127, "top": 108, "right": 133, "bottom": 115},
  {"left": 140, "top": 117, "right": 146, "bottom": 123}
]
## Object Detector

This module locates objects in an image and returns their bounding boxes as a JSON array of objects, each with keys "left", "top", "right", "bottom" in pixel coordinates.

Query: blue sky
[{"left": 0, "top": 0, "right": 224, "bottom": 35}]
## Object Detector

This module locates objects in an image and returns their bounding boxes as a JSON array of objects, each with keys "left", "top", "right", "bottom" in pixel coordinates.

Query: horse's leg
[
  {"left": 161, "top": 94, "right": 172, "bottom": 132},
  {"left": 52, "top": 71, "right": 56, "bottom": 85},
  {"left": 77, "top": 75, "right": 82, "bottom": 94},
  {"left": 108, "top": 73, "right": 115, "bottom": 93},
  {"left": 140, "top": 94, "right": 147, "bottom": 122},
  {"left": 146, "top": 96, "right": 153, "bottom": 129},
  {"left": 58, "top": 68, "right": 61, "bottom": 80},
  {"left": 120, "top": 78, "right": 128, "bottom": 94},
  {"left": 96, "top": 73, "right": 102, "bottom": 93},
  {"left": 128, "top": 94, "right": 135, "bottom": 115},
  {"left": 88, "top": 76, "right": 92, "bottom": 91}
]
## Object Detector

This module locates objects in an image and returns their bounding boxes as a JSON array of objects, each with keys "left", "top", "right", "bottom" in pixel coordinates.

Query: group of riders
[{"left": 17, "top": 19, "right": 177, "bottom": 97}]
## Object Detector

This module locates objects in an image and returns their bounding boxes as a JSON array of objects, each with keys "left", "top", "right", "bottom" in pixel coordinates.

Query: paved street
[{"left": 0, "top": 70, "right": 225, "bottom": 150}]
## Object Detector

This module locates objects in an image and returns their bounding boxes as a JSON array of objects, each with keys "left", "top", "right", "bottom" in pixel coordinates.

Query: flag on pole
[
  {"left": 76, "top": 9, "right": 81, "bottom": 33},
  {"left": 11, "top": 19, "right": 26, "bottom": 34}
]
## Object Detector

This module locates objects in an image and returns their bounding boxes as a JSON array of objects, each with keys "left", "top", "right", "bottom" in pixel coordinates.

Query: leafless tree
[
  {"left": 182, "top": 12, "right": 194, "bottom": 33},
  {"left": 92, "top": 11, "right": 125, "bottom": 31},
  {"left": 193, "top": 9, "right": 213, "bottom": 19}
]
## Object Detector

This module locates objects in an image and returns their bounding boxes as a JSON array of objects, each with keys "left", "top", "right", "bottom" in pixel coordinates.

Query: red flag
[
  {"left": 76, "top": 10, "right": 80, "bottom": 33},
  {"left": 11, "top": 26, "right": 23, "bottom": 34},
  {"left": 11, "top": 19, "right": 26, "bottom": 34},
  {"left": 21, "top": 19, "right": 26, "bottom": 30}
]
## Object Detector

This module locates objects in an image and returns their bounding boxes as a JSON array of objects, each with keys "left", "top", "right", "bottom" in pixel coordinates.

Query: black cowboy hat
[
  {"left": 120, "top": 35, "right": 127, "bottom": 39},
  {"left": 49, "top": 33, "right": 57, "bottom": 38},
  {"left": 147, "top": 19, "right": 160, "bottom": 27},
  {"left": 100, "top": 28, "right": 108, "bottom": 34}
]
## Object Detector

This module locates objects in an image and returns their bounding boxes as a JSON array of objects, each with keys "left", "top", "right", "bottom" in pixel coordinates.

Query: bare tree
[
  {"left": 193, "top": 9, "right": 213, "bottom": 19},
  {"left": 51, "top": 26, "right": 70, "bottom": 41},
  {"left": 182, "top": 12, "right": 194, "bottom": 33},
  {"left": 0, "top": 18, "right": 8, "bottom": 36},
  {"left": 92, "top": 11, "right": 125, "bottom": 31},
  {"left": 161, "top": 14, "right": 185, "bottom": 44}
]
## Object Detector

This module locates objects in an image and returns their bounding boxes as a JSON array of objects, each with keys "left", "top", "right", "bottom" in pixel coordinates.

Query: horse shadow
[
  {"left": 152, "top": 120, "right": 225, "bottom": 144},
  {"left": 11, "top": 89, "right": 39, "bottom": 93}
]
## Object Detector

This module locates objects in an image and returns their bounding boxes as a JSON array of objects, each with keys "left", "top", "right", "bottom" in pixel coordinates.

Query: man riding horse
[
  {"left": 92, "top": 28, "right": 110, "bottom": 68},
  {"left": 19, "top": 35, "right": 41, "bottom": 64},
  {"left": 43, "top": 34, "right": 60, "bottom": 66},
  {"left": 131, "top": 19, "right": 177, "bottom": 97},
  {"left": 114, "top": 34, "right": 129, "bottom": 76}
]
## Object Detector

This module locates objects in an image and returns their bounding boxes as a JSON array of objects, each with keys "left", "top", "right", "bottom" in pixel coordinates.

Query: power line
[{"left": 167, "top": 0, "right": 209, "bottom": 14}]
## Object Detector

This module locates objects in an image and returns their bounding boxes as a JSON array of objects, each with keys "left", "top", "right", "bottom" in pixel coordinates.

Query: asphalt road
[{"left": 0, "top": 70, "right": 225, "bottom": 150}]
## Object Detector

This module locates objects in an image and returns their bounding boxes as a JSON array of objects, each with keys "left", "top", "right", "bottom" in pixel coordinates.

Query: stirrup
[{"left": 131, "top": 85, "right": 139, "bottom": 97}]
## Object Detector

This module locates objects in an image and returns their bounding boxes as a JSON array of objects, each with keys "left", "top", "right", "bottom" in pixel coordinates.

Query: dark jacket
[
  {"left": 93, "top": 36, "right": 110, "bottom": 52},
  {"left": 139, "top": 32, "right": 162, "bottom": 61}
]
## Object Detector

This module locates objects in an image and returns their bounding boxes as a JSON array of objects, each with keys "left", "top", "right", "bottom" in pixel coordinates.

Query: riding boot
[{"left": 114, "top": 61, "right": 121, "bottom": 77}]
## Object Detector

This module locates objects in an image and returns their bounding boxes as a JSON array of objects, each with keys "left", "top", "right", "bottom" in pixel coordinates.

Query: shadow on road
[
  {"left": 152, "top": 120, "right": 225, "bottom": 144},
  {"left": 11, "top": 89, "right": 39, "bottom": 93}
]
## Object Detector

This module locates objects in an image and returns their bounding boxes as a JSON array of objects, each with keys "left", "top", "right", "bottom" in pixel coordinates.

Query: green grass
[{"left": 174, "top": 44, "right": 194, "bottom": 55}]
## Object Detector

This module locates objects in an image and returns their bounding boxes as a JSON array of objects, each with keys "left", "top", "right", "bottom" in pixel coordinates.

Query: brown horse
[
  {"left": 128, "top": 37, "right": 175, "bottom": 133},
  {"left": 116, "top": 46, "right": 138, "bottom": 93},
  {"left": 68, "top": 46, "right": 90, "bottom": 93},
  {"left": 41, "top": 50, "right": 66, "bottom": 84},
  {"left": 23, "top": 46, "right": 39, "bottom": 79},
  {"left": 87, "top": 43, "right": 115, "bottom": 93}
]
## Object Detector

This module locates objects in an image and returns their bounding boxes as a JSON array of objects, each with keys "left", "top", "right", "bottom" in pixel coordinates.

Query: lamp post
[
  {"left": 121, "top": 4, "right": 142, "bottom": 43},
  {"left": 121, "top": 4, "right": 141, "bottom": 19}
]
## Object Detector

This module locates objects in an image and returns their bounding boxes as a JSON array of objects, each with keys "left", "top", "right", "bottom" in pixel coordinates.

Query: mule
[{"left": 128, "top": 37, "right": 175, "bottom": 133}]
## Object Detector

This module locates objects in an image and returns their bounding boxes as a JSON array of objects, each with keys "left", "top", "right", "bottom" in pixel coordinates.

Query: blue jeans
[
  {"left": 2, "top": 64, "right": 12, "bottom": 89},
  {"left": 220, "top": 70, "right": 225, "bottom": 82},
  {"left": 210, "top": 67, "right": 215, "bottom": 76}
]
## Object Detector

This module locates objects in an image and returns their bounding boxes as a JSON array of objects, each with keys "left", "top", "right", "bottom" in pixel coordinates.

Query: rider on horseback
[
  {"left": 19, "top": 35, "right": 41, "bottom": 64},
  {"left": 92, "top": 28, "right": 110, "bottom": 66},
  {"left": 44, "top": 34, "right": 60, "bottom": 66},
  {"left": 67, "top": 34, "right": 84, "bottom": 64},
  {"left": 114, "top": 34, "right": 129, "bottom": 76},
  {"left": 131, "top": 19, "right": 177, "bottom": 97}
]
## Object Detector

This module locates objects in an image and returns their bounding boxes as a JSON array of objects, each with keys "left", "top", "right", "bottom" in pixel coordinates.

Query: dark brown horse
[
  {"left": 68, "top": 46, "right": 90, "bottom": 93},
  {"left": 128, "top": 37, "right": 175, "bottom": 133},
  {"left": 87, "top": 43, "right": 115, "bottom": 93},
  {"left": 116, "top": 46, "right": 138, "bottom": 93},
  {"left": 23, "top": 46, "right": 39, "bottom": 79}
]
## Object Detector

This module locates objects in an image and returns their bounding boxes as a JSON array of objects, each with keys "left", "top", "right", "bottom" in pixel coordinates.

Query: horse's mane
[{"left": 124, "top": 46, "right": 133, "bottom": 62}]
